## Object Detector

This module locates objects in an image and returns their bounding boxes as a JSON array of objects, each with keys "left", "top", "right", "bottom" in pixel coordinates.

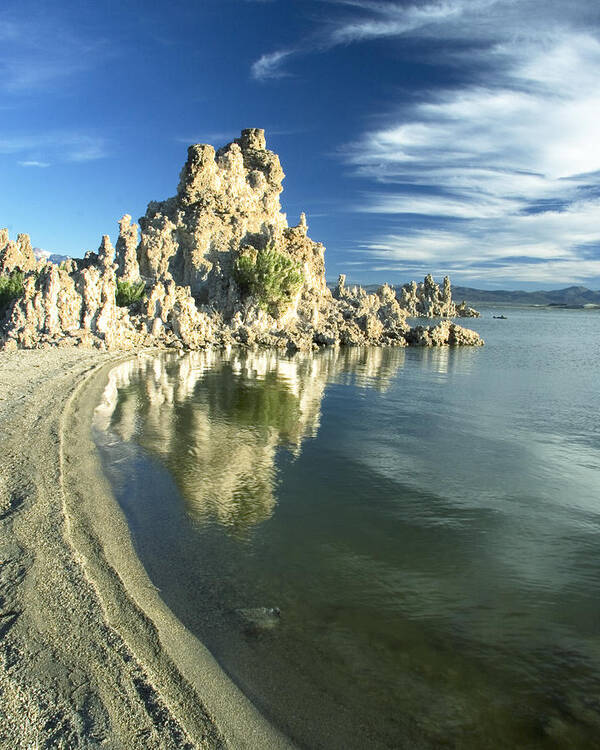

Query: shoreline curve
[{"left": 0, "top": 348, "right": 294, "bottom": 749}]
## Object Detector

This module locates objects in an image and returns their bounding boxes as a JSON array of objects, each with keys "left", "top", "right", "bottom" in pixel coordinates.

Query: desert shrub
[
  {"left": 233, "top": 245, "right": 303, "bottom": 316},
  {"left": 116, "top": 279, "right": 146, "bottom": 307},
  {"left": 0, "top": 270, "right": 25, "bottom": 315}
]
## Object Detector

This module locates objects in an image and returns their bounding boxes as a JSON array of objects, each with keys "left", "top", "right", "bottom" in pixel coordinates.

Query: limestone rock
[
  {"left": 115, "top": 214, "right": 141, "bottom": 282},
  {"left": 97, "top": 235, "right": 116, "bottom": 271},
  {"left": 399, "top": 274, "right": 480, "bottom": 318},
  {"left": 141, "top": 279, "right": 214, "bottom": 349},
  {"left": 138, "top": 129, "right": 289, "bottom": 308},
  {"left": 1, "top": 235, "right": 141, "bottom": 351},
  {"left": 282, "top": 216, "right": 327, "bottom": 296},
  {"left": 405, "top": 320, "right": 484, "bottom": 346},
  {"left": 0, "top": 129, "right": 483, "bottom": 352},
  {"left": 334, "top": 274, "right": 347, "bottom": 300},
  {"left": 3, "top": 265, "right": 82, "bottom": 348},
  {"left": 138, "top": 213, "right": 179, "bottom": 282},
  {"left": 0, "top": 230, "right": 37, "bottom": 274},
  {"left": 455, "top": 300, "right": 480, "bottom": 318}
]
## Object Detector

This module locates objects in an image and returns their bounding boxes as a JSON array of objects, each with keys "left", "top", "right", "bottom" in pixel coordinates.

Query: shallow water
[{"left": 94, "top": 308, "right": 600, "bottom": 749}]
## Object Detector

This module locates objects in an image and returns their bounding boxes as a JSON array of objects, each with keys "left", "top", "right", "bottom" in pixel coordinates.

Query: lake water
[{"left": 93, "top": 307, "right": 600, "bottom": 749}]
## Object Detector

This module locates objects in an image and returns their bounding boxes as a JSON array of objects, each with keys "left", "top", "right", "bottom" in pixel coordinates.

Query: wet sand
[{"left": 0, "top": 349, "right": 293, "bottom": 749}]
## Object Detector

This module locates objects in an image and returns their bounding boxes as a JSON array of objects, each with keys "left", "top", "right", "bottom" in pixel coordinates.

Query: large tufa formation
[
  {"left": 136, "top": 127, "right": 326, "bottom": 313},
  {"left": 0, "top": 129, "right": 483, "bottom": 351}
]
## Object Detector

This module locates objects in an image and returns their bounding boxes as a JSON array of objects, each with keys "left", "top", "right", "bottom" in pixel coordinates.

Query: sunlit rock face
[
  {"left": 0, "top": 130, "right": 483, "bottom": 350},
  {"left": 1, "top": 234, "right": 143, "bottom": 351},
  {"left": 0, "top": 231, "right": 37, "bottom": 274},
  {"left": 139, "top": 129, "right": 290, "bottom": 299},
  {"left": 93, "top": 347, "right": 405, "bottom": 535},
  {"left": 399, "top": 275, "right": 480, "bottom": 319},
  {"left": 137, "top": 128, "right": 327, "bottom": 320},
  {"left": 405, "top": 320, "right": 484, "bottom": 346},
  {"left": 115, "top": 214, "right": 141, "bottom": 283}
]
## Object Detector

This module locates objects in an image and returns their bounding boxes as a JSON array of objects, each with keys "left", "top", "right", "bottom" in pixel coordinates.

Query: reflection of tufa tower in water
[{"left": 94, "top": 348, "right": 405, "bottom": 535}]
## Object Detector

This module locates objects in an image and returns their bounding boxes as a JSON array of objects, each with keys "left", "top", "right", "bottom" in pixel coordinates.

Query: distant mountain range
[
  {"left": 33, "top": 248, "right": 70, "bottom": 265},
  {"left": 451, "top": 285, "right": 600, "bottom": 307},
  {"left": 349, "top": 283, "right": 600, "bottom": 308}
]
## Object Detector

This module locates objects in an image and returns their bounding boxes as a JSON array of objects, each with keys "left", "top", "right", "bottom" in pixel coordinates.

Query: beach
[{"left": 0, "top": 349, "right": 293, "bottom": 749}]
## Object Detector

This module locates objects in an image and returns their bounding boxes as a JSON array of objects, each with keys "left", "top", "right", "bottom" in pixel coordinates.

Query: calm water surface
[{"left": 93, "top": 308, "right": 600, "bottom": 749}]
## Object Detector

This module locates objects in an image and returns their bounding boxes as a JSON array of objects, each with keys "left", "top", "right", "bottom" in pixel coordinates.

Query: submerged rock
[{"left": 236, "top": 607, "right": 282, "bottom": 632}]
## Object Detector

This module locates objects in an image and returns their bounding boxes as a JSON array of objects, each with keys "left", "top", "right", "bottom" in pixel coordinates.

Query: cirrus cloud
[{"left": 250, "top": 0, "right": 600, "bottom": 284}]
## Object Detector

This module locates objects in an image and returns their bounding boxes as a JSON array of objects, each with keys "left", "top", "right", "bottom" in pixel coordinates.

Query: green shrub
[
  {"left": 233, "top": 245, "right": 303, "bottom": 316},
  {"left": 116, "top": 279, "right": 146, "bottom": 307},
  {"left": 0, "top": 270, "right": 25, "bottom": 316}
]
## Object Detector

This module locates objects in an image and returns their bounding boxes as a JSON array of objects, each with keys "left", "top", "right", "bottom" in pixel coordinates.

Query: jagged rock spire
[
  {"left": 0, "top": 230, "right": 37, "bottom": 274},
  {"left": 116, "top": 214, "right": 140, "bottom": 282}
]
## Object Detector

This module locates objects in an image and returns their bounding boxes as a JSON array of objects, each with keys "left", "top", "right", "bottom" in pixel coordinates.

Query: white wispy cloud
[
  {"left": 250, "top": 0, "right": 600, "bottom": 283},
  {"left": 0, "top": 6, "right": 113, "bottom": 94},
  {"left": 327, "top": 0, "right": 495, "bottom": 44},
  {"left": 355, "top": 198, "right": 600, "bottom": 283},
  {"left": 0, "top": 133, "right": 107, "bottom": 163},
  {"left": 343, "top": 27, "right": 600, "bottom": 282},
  {"left": 250, "top": 0, "right": 502, "bottom": 81},
  {"left": 251, "top": 50, "right": 295, "bottom": 81},
  {"left": 18, "top": 160, "right": 51, "bottom": 168},
  {"left": 358, "top": 191, "right": 521, "bottom": 220}
]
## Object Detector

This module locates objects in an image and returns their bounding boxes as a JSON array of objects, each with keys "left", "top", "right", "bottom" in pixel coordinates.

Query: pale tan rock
[
  {"left": 97, "top": 235, "right": 116, "bottom": 271},
  {"left": 138, "top": 214, "right": 179, "bottom": 282},
  {"left": 446, "top": 322, "right": 484, "bottom": 345},
  {"left": 455, "top": 300, "right": 480, "bottom": 318},
  {"left": 0, "top": 230, "right": 37, "bottom": 273},
  {"left": 138, "top": 129, "right": 289, "bottom": 305},
  {"left": 115, "top": 214, "right": 141, "bottom": 282},
  {"left": 282, "top": 219, "right": 327, "bottom": 295},
  {"left": 168, "top": 286, "right": 214, "bottom": 349},
  {"left": 398, "top": 274, "right": 480, "bottom": 318},
  {"left": 405, "top": 320, "right": 484, "bottom": 346},
  {"left": 77, "top": 266, "right": 103, "bottom": 331},
  {"left": 334, "top": 274, "right": 347, "bottom": 299}
]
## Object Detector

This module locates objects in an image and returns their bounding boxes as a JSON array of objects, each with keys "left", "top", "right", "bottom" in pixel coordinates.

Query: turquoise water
[{"left": 93, "top": 308, "right": 600, "bottom": 749}]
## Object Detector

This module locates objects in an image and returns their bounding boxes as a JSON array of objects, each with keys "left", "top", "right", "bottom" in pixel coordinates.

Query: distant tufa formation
[
  {"left": 0, "top": 129, "right": 482, "bottom": 352},
  {"left": 398, "top": 275, "right": 479, "bottom": 318}
]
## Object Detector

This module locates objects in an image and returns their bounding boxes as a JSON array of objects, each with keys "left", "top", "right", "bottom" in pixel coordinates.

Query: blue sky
[{"left": 2, "top": 0, "right": 600, "bottom": 289}]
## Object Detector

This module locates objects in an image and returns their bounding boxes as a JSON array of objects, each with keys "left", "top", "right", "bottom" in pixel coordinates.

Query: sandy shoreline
[{"left": 0, "top": 349, "right": 293, "bottom": 749}]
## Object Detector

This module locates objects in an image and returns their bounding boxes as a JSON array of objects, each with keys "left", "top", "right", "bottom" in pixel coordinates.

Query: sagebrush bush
[
  {"left": 116, "top": 279, "right": 146, "bottom": 307},
  {"left": 0, "top": 270, "right": 25, "bottom": 316},
  {"left": 233, "top": 245, "right": 303, "bottom": 316}
]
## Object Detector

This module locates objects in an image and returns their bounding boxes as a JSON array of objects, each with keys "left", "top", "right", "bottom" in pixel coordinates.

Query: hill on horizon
[
  {"left": 451, "top": 285, "right": 600, "bottom": 307},
  {"left": 341, "top": 282, "right": 600, "bottom": 308}
]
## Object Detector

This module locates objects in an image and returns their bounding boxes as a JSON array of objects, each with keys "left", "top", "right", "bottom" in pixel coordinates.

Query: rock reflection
[
  {"left": 411, "top": 341, "right": 479, "bottom": 376},
  {"left": 94, "top": 347, "right": 404, "bottom": 535}
]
